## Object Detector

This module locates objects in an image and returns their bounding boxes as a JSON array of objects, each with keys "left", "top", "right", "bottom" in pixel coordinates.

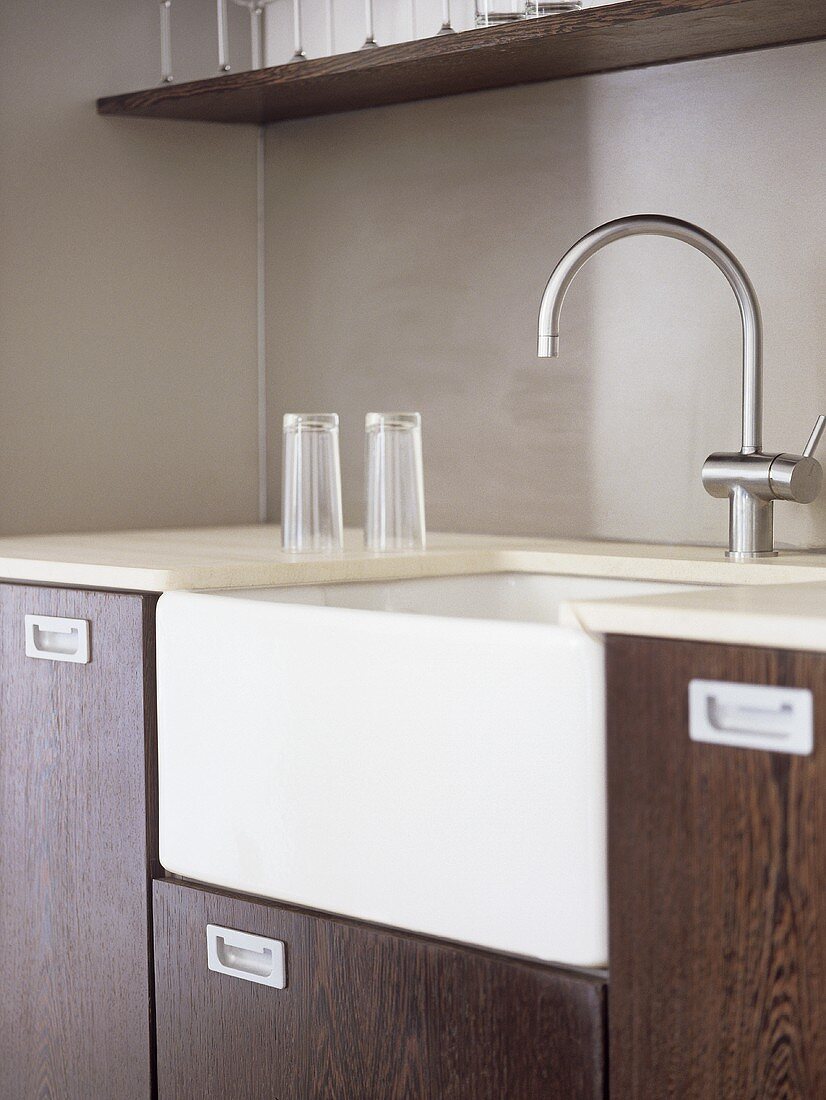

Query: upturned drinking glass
[
  {"left": 364, "top": 413, "right": 426, "bottom": 552},
  {"left": 282, "top": 414, "right": 344, "bottom": 553}
]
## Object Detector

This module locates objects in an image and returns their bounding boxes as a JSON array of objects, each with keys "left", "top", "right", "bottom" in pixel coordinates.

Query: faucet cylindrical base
[{"left": 726, "top": 486, "right": 776, "bottom": 558}]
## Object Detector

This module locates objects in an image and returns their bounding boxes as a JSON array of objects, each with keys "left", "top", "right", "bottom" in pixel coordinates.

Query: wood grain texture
[
  {"left": 154, "top": 878, "right": 607, "bottom": 1099},
  {"left": 0, "top": 583, "right": 158, "bottom": 1100},
  {"left": 96, "top": 0, "right": 826, "bottom": 125},
  {"left": 607, "top": 636, "right": 826, "bottom": 1100}
]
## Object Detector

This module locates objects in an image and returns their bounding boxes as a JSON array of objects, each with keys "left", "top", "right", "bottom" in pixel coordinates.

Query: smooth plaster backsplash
[
  {"left": 266, "top": 39, "right": 826, "bottom": 548},
  {"left": 4, "top": 7, "right": 825, "bottom": 548},
  {"left": 0, "top": 0, "right": 259, "bottom": 536}
]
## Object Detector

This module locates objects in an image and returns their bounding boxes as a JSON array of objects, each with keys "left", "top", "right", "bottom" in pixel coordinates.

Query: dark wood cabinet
[
  {"left": 0, "top": 582, "right": 158, "bottom": 1100},
  {"left": 607, "top": 637, "right": 826, "bottom": 1100},
  {"left": 153, "top": 878, "right": 607, "bottom": 1100},
  {"left": 12, "top": 573, "right": 826, "bottom": 1100}
]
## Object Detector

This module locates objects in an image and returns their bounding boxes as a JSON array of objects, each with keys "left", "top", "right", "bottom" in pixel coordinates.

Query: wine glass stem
[
  {"left": 292, "top": 0, "right": 304, "bottom": 57},
  {"left": 159, "top": 0, "right": 173, "bottom": 83},
  {"left": 249, "top": 7, "right": 261, "bottom": 69},
  {"left": 364, "top": 0, "right": 374, "bottom": 43},
  {"left": 325, "top": 0, "right": 335, "bottom": 54},
  {"left": 442, "top": 0, "right": 450, "bottom": 26},
  {"left": 217, "top": 0, "right": 231, "bottom": 70}
]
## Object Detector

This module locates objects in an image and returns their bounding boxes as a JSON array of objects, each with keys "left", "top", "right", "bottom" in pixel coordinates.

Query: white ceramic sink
[{"left": 156, "top": 572, "right": 695, "bottom": 967}]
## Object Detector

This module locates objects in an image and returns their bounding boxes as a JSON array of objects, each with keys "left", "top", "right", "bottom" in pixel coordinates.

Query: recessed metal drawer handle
[
  {"left": 689, "top": 679, "right": 813, "bottom": 756},
  {"left": 217, "top": 938, "right": 273, "bottom": 977},
  {"left": 706, "top": 697, "right": 794, "bottom": 739},
  {"left": 25, "top": 615, "right": 91, "bottom": 664},
  {"left": 206, "top": 925, "right": 286, "bottom": 989}
]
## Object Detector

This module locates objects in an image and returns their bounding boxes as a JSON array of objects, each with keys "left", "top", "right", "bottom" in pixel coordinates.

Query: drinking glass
[
  {"left": 525, "top": 0, "right": 582, "bottom": 17},
  {"left": 475, "top": 0, "right": 580, "bottom": 25},
  {"left": 474, "top": 0, "right": 526, "bottom": 27},
  {"left": 364, "top": 413, "right": 426, "bottom": 552},
  {"left": 282, "top": 414, "right": 344, "bottom": 553}
]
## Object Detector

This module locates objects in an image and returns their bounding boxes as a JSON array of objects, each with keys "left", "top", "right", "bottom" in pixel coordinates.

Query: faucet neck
[{"left": 537, "top": 214, "right": 764, "bottom": 453}]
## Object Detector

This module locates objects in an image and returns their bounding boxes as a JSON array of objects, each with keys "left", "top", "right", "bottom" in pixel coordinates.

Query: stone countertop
[
  {"left": 3, "top": 524, "right": 826, "bottom": 651},
  {"left": 3, "top": 524, "right": 826, "bottom": 591}
]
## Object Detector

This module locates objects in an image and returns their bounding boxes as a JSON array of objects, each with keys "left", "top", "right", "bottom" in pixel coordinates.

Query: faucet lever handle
[
  {"left": 803, "top": 414, "right": 826, "bottom": 458},
  {"left": 769, "top": 415, "right": 826, "bottom": 505}
]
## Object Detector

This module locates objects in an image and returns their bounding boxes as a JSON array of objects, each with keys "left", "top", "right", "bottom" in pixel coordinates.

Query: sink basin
[{"left": 156, "top": 572, "right": 695, "bottom": 966}]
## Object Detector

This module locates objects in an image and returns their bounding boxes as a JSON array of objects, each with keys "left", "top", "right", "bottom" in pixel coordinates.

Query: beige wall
[
  {"left": 265, "top": 39, "right": 826, "bottom": 549},
  {"left": 0, "top": 0, "right": 259, "bottom": 536},
  {"left": 5, "top": 7, "right": 824, "bottom": 549}
]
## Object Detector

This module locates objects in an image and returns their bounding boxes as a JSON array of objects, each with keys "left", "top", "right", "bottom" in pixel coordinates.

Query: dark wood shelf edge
[{"left": 96, "top": 0, "right": 826, "bottom": 125}]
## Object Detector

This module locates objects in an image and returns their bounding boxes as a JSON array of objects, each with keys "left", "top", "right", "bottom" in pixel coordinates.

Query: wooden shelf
[{"left": 97, "top": 0, "right": 826, "bottom": 125}]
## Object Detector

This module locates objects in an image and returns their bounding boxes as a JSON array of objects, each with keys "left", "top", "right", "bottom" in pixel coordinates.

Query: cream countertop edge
[
  {"left": 560, "top": 582, "right": 826, "bottom": 654},
  {"left": 3, "top": 524, "right": 826, "bottom": 652},
  {"left": 0, "top": 548, "right": 503, "bottom": 593},
  {"left": 4, "top": 523, "right": 826, "bottom": 592}
]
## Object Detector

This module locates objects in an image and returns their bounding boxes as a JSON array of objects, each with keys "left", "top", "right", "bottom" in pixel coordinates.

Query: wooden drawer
[
  {"left": 0, "top": 583, "right": 157, "bottom": 1099},
  {"left": 154, "top": 878, "right": 607, "bottom": 1100}
]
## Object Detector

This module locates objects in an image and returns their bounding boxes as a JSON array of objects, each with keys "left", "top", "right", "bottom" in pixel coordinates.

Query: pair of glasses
[{"left": 282, "top": 414, "right": 426, "bottom": 554}]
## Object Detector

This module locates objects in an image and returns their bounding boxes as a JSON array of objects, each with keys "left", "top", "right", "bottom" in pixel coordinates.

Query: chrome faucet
[{"left": 537, "top": 214, "right": 825, "bottom": 559}]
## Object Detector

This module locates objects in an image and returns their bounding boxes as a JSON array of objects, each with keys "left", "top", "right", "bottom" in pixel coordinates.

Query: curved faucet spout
[{"left": 537, "top": 214, "right": 763, "bottom": 454}]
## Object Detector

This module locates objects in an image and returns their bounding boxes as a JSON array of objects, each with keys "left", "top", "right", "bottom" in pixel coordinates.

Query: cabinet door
[
  {"left": 607, "top": 637, "right": 826, "bottom": 1100},
  {"left": 0, "top": 583, "right": 157, "bottom": 1099},
  {"left": 154, "top": 879, "right": 607, "bottom": 1100}
]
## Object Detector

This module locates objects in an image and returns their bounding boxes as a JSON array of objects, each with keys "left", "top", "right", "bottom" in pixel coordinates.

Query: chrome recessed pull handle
[
  {"left": 25, "top": 615, "right": 91, "bottom": 664},
  {"left": 706, "top": 696, "right": 793, "bottom": 737},
  {"left": 803, "top": 414, "right": 826, "bottom": 458},
  {"left": 689, "top": 680, "right": 813, "bottom": 755},
  {"left": 206, "top": 925, "right": 286, "bottom": 989}
]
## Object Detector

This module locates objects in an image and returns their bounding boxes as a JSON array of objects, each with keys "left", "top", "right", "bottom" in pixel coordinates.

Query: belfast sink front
[{"left": 156, "top": 573, "right": 695, "bottom": 967}]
